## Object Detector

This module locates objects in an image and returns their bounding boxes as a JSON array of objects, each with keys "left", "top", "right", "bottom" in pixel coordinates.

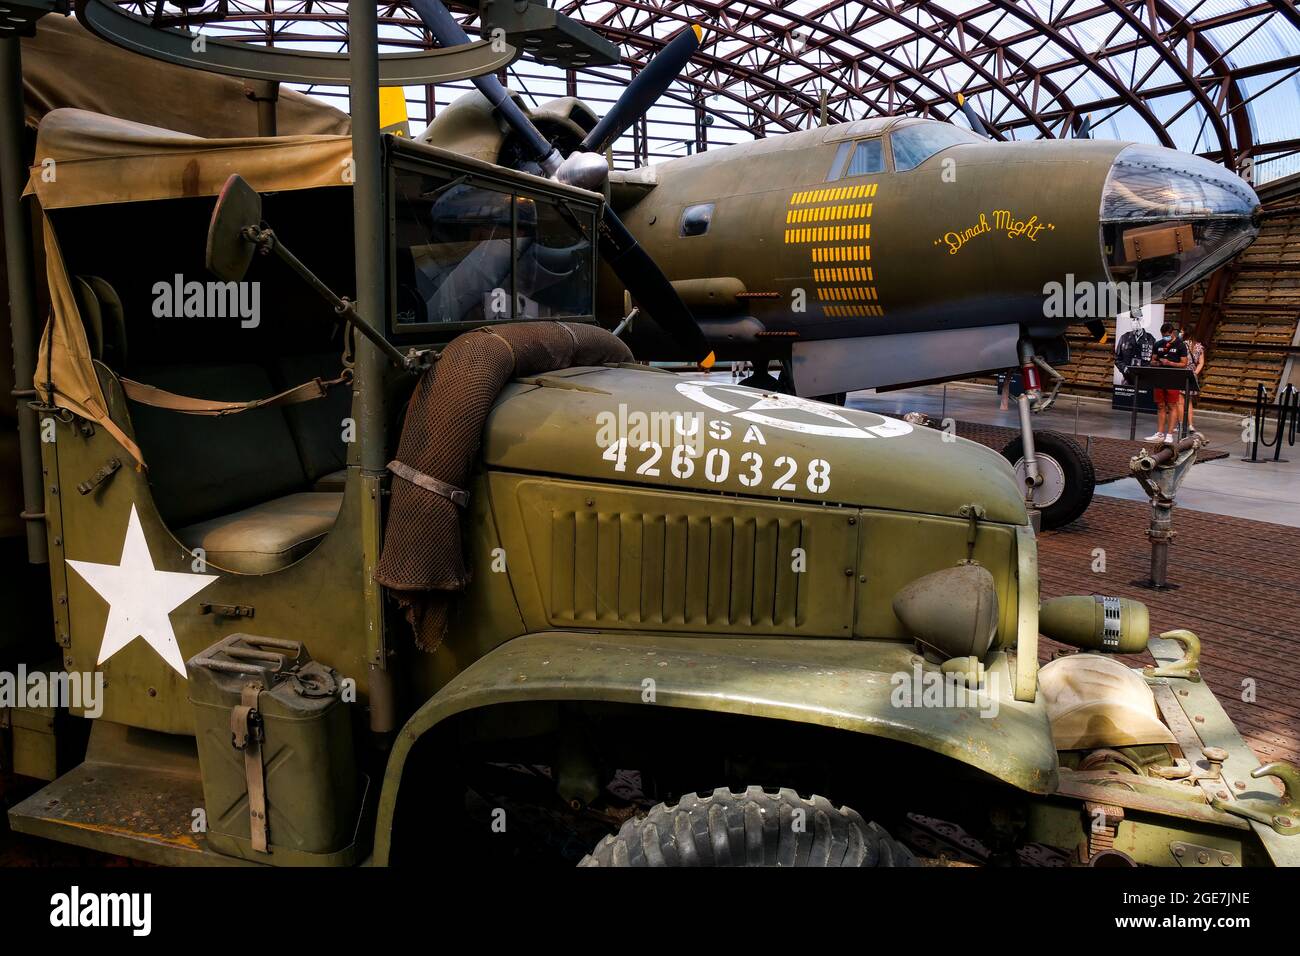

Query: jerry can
[{"left": 186, "top": 634, "right": 361, "bottom": 864}]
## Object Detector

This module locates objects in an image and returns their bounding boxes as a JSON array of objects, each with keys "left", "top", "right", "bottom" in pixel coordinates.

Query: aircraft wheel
[
  {"left": 578, "top": 787, "right": 914, "bottom": 867},
  {"left": 1000, "top": 430, "right": 1096, "bottom": 530}
]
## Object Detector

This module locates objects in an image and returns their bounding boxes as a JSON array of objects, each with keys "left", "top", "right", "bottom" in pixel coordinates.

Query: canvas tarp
[
  {"left": 29, "top": 109, "right": 356, "bottom": 465},
  {"left": 4, "top": 14, "right": 348, "bottom": 421},
  {"left": 21, "top": 14, "right": 352, "bottom": 139},
  {"left": 28, "top": 108, "right": 355, "bottom": 210}
]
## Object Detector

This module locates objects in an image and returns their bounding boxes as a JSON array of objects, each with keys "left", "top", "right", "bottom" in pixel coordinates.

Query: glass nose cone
[{"left": 1100, "top": 144, "right": 1259, "bottom": 300}]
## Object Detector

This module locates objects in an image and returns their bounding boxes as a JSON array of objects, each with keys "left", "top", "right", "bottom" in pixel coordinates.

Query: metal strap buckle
[
  {"left": 230, "top": 683, "right": 270, "bottom": 853},
  {"left": 387, "top": 459, "right": 469, "bottom": 507}
]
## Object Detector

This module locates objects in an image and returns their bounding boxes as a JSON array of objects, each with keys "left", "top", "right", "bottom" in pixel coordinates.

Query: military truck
[{"left": 0, "top": 100, "right": 1296, "bottom": 868}]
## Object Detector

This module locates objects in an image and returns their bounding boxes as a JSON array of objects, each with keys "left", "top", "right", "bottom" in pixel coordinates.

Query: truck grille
[{"left": 548, "top": 510, "right": 807, "bottom": 628}]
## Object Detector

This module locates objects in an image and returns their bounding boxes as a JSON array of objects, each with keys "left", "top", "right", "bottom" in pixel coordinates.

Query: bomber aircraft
[{"left": 412, "top": 9, "right": 1262, "bottom": 528}]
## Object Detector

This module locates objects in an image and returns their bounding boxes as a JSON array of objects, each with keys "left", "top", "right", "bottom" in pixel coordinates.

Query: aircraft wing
[{"left": 608, "top": 167, "right": 658, "bottom": 213}]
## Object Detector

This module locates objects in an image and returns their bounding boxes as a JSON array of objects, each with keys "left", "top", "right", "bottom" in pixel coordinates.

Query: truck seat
[
  {"left": 78, "top": 276, "right": 353, "bottom": 576},
  {"left": 311, "top": 468, "right": 349, "bottom": 493},
  {"left": 275, "top": 353, "right": 351, "bottom": 484},
  {"left": 175, "top": 492, "right": 342, "bottom": 574},
  {"left": 124, "top": 362, "right": 345, "bottom": 574}
]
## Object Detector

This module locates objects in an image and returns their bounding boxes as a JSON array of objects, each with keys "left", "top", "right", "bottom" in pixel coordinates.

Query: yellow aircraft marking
[
  {"left": 813, "top": 267, "right": 873, "bottom": 282},
  {"left": 817, "top": 287, "right": 878, "bottom": 303},
  {"left": 786, "top": 203, "right": 873, "bottom": 224},
  {"left": 811, "top": 245, "right": 870, "bottom": 262},
  {"left": 783, "top": 224, "right": 871, "bottom": 244},
  {"left": 789, "top": 183, "right": 877, "bottom": 205},
  {"left": 786, "top": 183, "right": 884, "bottom": 316},
  {"left": 824, "top": 304, "right": 885, "bottom": 317}
]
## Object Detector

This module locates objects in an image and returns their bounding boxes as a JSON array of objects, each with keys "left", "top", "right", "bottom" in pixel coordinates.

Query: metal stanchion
[
  {"left": 1241, "top": 383, "right": 1297, "bottom": 464},
  {"left": 1242, "top": 384, "right": 1265, "bottom": 462},
  {"left": 1130, "top": 434, "right": 1204, "bottom": 590},
  {"left": 1272, "top": 385, "right": 1296, "bottom": 464}
]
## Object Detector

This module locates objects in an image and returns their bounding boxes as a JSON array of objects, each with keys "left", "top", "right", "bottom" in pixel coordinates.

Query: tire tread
[{"left": 578, "top": 787, "right": 914, "bottom": 867}]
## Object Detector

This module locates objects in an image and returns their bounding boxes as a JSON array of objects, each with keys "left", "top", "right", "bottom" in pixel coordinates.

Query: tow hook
[
  {"left": 1213, "top": 762, "right": 1300, "bottom": 835},
  {"left": 1143, "top": 629, "right": 1201, "bottom": 682}
]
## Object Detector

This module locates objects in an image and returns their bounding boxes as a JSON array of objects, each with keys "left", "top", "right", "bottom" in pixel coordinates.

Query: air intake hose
[{"left": 375, "top": 321, "right": 633, "bottom": 650}]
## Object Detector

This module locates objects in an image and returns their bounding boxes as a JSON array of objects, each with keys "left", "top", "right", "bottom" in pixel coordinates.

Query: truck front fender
[{"left": 372, "top": 632, "right": 1057, "bottom": 864}]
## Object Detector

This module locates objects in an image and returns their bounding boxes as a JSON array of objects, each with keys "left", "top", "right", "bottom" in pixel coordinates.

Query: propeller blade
[
  {"left": 408, "top": 0, "right": 711, "bottom": 366},
  {"left": 581, "top": 25, "right": 704, "bottom": 156},
  {"left": 956, "top": 93, "right": 991, "bottom": 138},
  {"left": 409, "top": 0, "right": 561, "bottom": 174},
  {"left": 1075, "top": 114, "right": 1093, "bottom": 139},
  {"left": 598, "top": 205, "right": 713, "bottom": 367}
]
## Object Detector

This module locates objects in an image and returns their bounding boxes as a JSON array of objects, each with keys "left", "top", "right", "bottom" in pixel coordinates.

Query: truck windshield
[
  {"left": 391, "top": 166, "right": 595, "bottom": 328},
  {"left": 517, "top": 196, "right": 595, "bottom": 319}
]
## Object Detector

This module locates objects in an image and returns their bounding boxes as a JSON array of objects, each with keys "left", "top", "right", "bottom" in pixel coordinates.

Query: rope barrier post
[
  {"left": 1242, "top": 383, "right": 1267, "bottom": 463},
  {"left": 1271, "top": 384, "right": 1296, "bottom": 464}
]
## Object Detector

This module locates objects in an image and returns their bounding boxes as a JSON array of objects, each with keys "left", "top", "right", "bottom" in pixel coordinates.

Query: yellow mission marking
[
  {"left": 813, "top": 267, "right": 873, "bottom": 282},
  {"left": 811, "top": 245, "right": 871, "bottom": 262},
  {"left": 783, "top": 224, "right": 871, "bottom": 244},
  {"left": 789, "top": 183, "right": 877, "bottom": 206},
  {"left": 824, "top": 304, "right": 885, "bottom": 318},
  {"left": 816, "top": 287, "right": 879, "bottom": 303},
  {"left": 791, "top": 183, "right": 883, "bottom": 314},
  {"left": 788, "top": 203, "right": 870, "bottom": 223}
]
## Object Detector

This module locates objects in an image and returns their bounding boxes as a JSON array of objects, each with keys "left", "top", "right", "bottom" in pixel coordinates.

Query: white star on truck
[{"left": 67, "top": 505, "right": 217, "bottom": 678}]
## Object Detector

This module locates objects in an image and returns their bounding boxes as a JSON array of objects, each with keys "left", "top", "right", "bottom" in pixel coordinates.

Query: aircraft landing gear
[
  {"left": 1001, "top": 430, "right": 1095, "bottom": 531},
  {"left": 1001, "top": 343, "right": 1096, "bottom": 531},
  {"left": 738, "top": 361, "right": 786, "bottom": 393}
]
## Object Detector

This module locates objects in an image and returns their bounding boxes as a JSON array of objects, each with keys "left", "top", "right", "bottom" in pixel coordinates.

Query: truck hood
[{"left": 482, "top": 366, "right": 1028, "bottom": 525}]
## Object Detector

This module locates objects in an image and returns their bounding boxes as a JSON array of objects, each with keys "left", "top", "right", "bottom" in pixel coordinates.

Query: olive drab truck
[
  {"left": 2, "top": 4, "right": 1298, "bottom": 870},
  {"left": 0, "top": 106, "right": 1295, "bottom": 868}
]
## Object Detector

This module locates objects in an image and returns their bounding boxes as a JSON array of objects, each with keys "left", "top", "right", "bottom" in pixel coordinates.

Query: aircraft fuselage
[{"left": 604, "top": 116, "right": 1258, "bottom": 393}]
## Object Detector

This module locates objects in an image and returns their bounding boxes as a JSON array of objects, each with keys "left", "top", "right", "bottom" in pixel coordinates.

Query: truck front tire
[{"left": 579, "top": 787, "right": 914, "bottom": 867}]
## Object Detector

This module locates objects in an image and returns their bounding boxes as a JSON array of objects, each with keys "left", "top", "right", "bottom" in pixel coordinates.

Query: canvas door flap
[{"left": 35, "top": 215, "right": 145, "bottom": 467}]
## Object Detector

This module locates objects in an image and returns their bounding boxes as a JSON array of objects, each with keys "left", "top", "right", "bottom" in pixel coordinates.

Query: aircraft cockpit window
[
  {"left": 680, "top": 202, "right": 715, "bottom": 237},
  {"left": 827, "top": 139, "right": 885, "bottom": 180},
  {"left": 844, "top": 139, "right": 885, "bottom": 177},
  {"left": 889, "top": 123, "right": 983, "bottom": 172}
]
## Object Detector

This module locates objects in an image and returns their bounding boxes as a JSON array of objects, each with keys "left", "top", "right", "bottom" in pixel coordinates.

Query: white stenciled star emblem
[
  {"left": 675, "top": 381, "right": 912, "bottom": 440},
  {"left": 67, "top": 505, "right": 217, "bottom": 677}
]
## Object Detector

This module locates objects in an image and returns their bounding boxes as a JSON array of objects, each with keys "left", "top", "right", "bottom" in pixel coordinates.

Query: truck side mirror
[{"left": 206, "top": 174, "right": 263, "bottom": 282}]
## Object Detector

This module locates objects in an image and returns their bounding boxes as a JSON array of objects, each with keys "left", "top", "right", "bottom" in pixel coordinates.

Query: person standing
[
  {"left": 1182, "top": 330, "right": 1206, "bottom": 432},
  {"left": 1144, "top": 322, "right": 1189, "bottom": 444}
]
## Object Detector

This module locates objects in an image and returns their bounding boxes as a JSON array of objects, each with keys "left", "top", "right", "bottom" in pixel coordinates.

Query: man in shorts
[{"left": 1144, "top": 322, "right": 1189, "bottom": 444}]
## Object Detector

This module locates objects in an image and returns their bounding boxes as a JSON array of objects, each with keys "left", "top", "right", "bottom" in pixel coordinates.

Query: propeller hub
[{"left": 556, "top": 151, "right": 611, "bottom": 194}]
